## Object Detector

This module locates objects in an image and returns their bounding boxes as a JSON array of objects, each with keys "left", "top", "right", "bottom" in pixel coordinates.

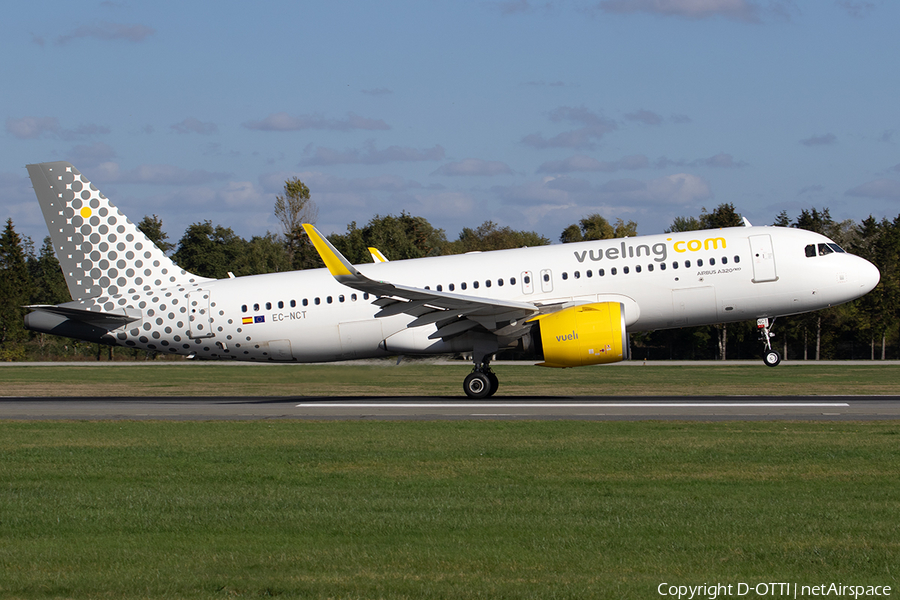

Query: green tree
[
  {"left": 238, "top": 233, "right": 293, "bottom": 275},
  {"left": 448, "top": 221, "right": 550, "bottom": 253},
  {"left": 329, "top": 212, "right": 447, "bottom": 264},
  {"left": 171, "top": 221, "right": 249, "bottom": 279},
  {"left": 560, "top": 214, "right": 637, "bottom": 243},
  {"left": 665, "top": 216, "right": 701, "bottom": 233},
  {"left": 0, "top": 219, "right": 32, "bottom": 359},
  {"left": 29, "top": 236, "right": 69, "bottom": 304},
  {"left": 137, "top": 215, "right": 175, "bottom": 254},
  {"left": 699, "top": 203, "right": 743, "bottom": 229},
  {"left": 274, "top": 177, "right": 318, "bottom": 270},
  {"left": 773, "top": 210, "right": 791, "bottom": 227}
]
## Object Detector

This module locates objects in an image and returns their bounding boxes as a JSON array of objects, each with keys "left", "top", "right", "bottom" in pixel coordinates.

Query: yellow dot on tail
[{"left": 80, "top": 207, "right": 92, "bottom": 219}]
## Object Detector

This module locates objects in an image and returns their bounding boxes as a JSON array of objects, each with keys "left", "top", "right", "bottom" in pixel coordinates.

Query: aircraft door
[
  {"left": 540, "top": 269, "right": 553, "bottom": 293},
  {"left": 521, "top": 271, "right": 534, "bottom": 295},
  {"left": 749, "top": 234, "right": 778, "bottom": 283},
  {"left": 187, "top": 289, "right": 214, "bottom": 339}
]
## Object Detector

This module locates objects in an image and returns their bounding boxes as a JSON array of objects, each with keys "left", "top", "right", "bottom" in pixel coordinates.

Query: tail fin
[{"left": 26, "top": 161, "right": 209, "bottom": 300}]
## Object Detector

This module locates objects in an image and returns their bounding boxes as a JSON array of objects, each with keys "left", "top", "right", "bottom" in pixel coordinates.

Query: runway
[{"left": 2, "top": 396, "right": 900, "bottom": 420}]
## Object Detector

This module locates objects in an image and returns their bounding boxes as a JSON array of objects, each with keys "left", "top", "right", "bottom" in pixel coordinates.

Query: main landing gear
[
  {"left": 463, "top": 366, "right": 499, "bottom": 399},
  {"left": 757, "top": 317, "right": 782, "bottom": 367}
]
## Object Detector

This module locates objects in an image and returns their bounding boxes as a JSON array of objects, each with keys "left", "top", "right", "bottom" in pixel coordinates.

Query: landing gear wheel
[
  {"left": 464, "top": 371, "right": 492, "bottom": 399},
  {"left": 763, "top": 350, "right": 782, "bottom": 367},
  {"left": 486, "top": 371, "right": 499, "bottom": 398}
]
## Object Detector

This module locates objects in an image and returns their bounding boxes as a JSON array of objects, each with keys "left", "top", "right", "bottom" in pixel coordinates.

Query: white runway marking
[{"left": 297, "top": 402, "right": 850, "bottom": 408}]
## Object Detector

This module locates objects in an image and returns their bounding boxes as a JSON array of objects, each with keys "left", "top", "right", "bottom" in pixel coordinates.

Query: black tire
[
  {"left": 763, "top": 350, "right": 782, "bottom": 367},
  {"left": 463, "top": 371, "right": 492, "bottom": 399},
  {"left": 486, "top": 372, "right": 499, "bottom": 397}
]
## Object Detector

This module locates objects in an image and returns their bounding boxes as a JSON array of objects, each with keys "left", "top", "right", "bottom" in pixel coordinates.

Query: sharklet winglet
[{"left": 301, "top": 224, "right": 361, "bottom": 280}]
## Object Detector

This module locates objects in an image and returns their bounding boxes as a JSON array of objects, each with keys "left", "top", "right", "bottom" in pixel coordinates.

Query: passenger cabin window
[{"left": 241, "top": 305, "right": 248, "bottom": 313}]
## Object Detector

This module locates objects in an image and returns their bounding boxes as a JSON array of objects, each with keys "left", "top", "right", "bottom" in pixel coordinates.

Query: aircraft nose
[{"left": 857, "top": 257, "right": 880, "bottom": 294}]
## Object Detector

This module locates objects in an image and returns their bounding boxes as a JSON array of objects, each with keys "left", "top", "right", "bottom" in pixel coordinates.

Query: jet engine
[{"left": 525, "top": 302, "right": 629, "bottom": 368}]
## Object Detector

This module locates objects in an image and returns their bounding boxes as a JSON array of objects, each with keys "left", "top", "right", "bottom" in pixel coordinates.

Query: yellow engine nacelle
[{"left": 527, "top": 302, "right": 629, "bottom": 368}]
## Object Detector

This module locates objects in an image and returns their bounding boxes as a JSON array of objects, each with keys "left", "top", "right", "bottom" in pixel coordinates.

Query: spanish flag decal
[{"left": 242, "top": 317, "right": 253, "bottom": 325}]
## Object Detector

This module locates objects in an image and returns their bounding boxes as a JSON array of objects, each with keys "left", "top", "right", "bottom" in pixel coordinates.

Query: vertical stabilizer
[{"left": 27, "top": 161, "right": 210, "bottom": 300}]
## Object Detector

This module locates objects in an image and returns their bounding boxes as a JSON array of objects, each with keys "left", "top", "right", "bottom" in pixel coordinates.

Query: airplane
[{"left": 24, "top": 161, "right": 880, "bottom": 398}]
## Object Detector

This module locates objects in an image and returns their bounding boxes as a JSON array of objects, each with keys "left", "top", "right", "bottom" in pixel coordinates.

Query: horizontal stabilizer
[{"left": 24, "top": 303, "right": 142, "bottom": 343}]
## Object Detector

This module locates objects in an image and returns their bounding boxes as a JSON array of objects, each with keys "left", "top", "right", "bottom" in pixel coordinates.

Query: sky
[{"left": 3, "top": 0, "right": 900, "bottom": 249}]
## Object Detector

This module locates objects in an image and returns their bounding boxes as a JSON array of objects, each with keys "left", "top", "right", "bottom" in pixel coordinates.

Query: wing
[{"left": 302, "top": 224, "right": 539, "bottom": 339}]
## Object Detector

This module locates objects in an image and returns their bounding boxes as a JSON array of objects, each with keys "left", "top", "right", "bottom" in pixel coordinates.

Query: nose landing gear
[{"left": 758, "top": 317, "right": 782, "bottom": 367}]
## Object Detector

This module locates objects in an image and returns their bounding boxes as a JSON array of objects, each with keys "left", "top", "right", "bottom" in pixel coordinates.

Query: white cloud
[
  {"left": 6, "top": 116, "right": 60, "bottom": 139},
  {"left": 171, "top": 118, "right": 218, "bottom": 135},
  {"left": 93, "top": 162, "right": 230, "bottom": 186},
  {"left": 496, "top": 173, "right": 712, "bottom": 208},
  {"left": 300, "top": 141, "right": 445, "bottom": 166},
  {"left": 656, "top": 152, "right": 747, "bottom": 168},
  {"left": 837, "top": 1, "right": 876, "bottom": 18},
  {"left": 521, "top": 106, "right": 617, "bottom": 150},
  {"left": 537, "top": 154, "right": 649, "bottom": 173},
  {"left": 846, "top": 179, "right": 900, "bottom": 200},
  {"left": 432, "top": 158, "right": 513, "bottom": 176},
  {"left": 56, "top": 22, "right": 155, "bottom": 44},
  {"left": 6, "top": 116, "right": 109, "bottom": 141},
  {"left": 597, "top": 0, "right": 762, "bottom": 22},
  {"left": 800, "top": 133, "right": 837, "bottom": 146},
  {"left": 243, "top": 112, "right": 389, "bottom": 132},
  {"left": 625, "top": 109, "right": 664, "bottom": 125},
  {"left": 68, "top": 142, "right": 117, "bottom": 167}
]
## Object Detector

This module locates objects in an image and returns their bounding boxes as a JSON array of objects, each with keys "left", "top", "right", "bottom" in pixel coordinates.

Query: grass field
[
  {"left": 2, "top": 364, "right": 898, "bottom": 599},
  {"left": 2, "top": 361, "right": 900, "bottom": 397},
  {"left": 1, "top": 420, "right": 898, "bottom": 599}
]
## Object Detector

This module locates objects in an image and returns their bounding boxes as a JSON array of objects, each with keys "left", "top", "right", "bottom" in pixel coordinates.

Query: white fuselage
[{"left": 104, "top": 225, "right": 878, "bottom": 363}]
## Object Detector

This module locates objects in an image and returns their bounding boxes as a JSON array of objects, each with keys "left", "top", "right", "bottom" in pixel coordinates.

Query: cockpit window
[{"left": 807, "top": 243, "right": 847, "bottom": 257}]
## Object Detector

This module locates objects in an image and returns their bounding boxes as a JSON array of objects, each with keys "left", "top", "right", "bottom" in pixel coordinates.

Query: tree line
[{"left": 1, "top": 177, "right": 898, "bottom": 361}]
